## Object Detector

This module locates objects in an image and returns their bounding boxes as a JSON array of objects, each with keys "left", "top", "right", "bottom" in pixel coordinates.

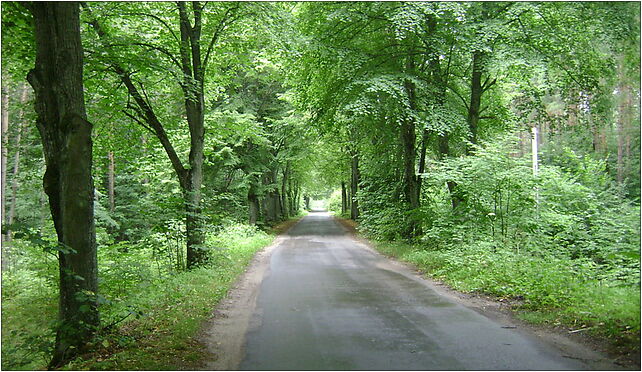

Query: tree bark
[
  {"left": 26, "top": 2, "right": 98, "bottom": 367},
  {"left": 248, "top": 181, "right": 259, "bottom": 225},
  {"left": 281, "top": 161, "right": 290, "bottom": 219},
  {"left": 304, "top": 195, "right": 310, "bottom": 211},
  {"left": 438, "top": 134, "right": 460, "bottom": 210},
  {"left": 467, "top": 51, "right": 484, "bottom": 153},
  {"left": 401, "top": 68, "right": 421, "bottom": 238},
  {"left": 177, "top": 2, "right": 208, "bottom": 268},
  {"left": 341, "top": 181, "right": 347, "bottom": 215}
]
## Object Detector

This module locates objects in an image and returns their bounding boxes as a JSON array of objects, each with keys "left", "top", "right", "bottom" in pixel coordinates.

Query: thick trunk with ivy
[{"left": 27, "top": 2, "right": 99, "bottom": 367}]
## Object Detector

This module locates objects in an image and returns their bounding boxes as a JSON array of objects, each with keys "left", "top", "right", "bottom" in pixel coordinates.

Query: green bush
[{"left": 366, "top": 135, "right": 640, "bottom": 349}]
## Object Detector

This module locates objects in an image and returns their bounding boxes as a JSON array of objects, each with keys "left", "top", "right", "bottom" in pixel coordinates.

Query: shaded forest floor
[{"left": 333, "top": 216, "right": 641, "bottom": 370}]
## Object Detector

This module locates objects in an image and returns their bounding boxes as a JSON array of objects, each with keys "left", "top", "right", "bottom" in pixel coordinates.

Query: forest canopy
[{"left": 1, "top": 1, "right": 640, "bottom": 369}]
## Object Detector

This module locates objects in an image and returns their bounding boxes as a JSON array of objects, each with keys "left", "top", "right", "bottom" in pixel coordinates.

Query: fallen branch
[{"left": 568, "top": 327, "right": 593, "bottom": 334}]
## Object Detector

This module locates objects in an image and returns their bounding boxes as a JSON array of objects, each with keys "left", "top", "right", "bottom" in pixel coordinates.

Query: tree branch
[
  {"left": 202, "top": 4, "right": 241, "bottom": 78},
  {"left": 122, "top": 11, "right": 180, "bottom": 43},
  {"left": 447, "top": 84, "right": 470, "bottom": 111}
]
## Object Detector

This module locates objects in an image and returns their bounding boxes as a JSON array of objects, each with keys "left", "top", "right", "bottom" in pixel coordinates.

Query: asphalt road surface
[{"left": 238, "top": 212, "right": 607, "bottom": 370}]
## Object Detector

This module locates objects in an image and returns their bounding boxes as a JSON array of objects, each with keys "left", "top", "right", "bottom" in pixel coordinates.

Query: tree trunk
[
  {"left": 281, "top": 161, "right": 290, "bottom": 219},
  {"left": 400, "top": 116, "right": 419, "bottom": 233},
  {"left": 304, "top": 195, "right": 310, "bottom": 211},
  {"left": 350, "top": 150, "right": 360, "bottom": 220},
  {"left": 248, "top": 181, "right": 259, "bottom": 225},
  {"left": 292, "top": 180, "right": 298, "bottom": 215},
  {"left": 467, "top": 51, "right": 484, "bottom": 153},
  {"left": 177, "top": 2, "right": 207, "bottom": 268},
  {"left": 264, "top": 172, "right": 277, "bottom": 222},
  {"left": 401, "top": 73, "right": 421, "bottom": 237},
  {"left": 439, "top": 134, "right": 460, "bottom": 210},
  {"left": 341, "top": 181, "right": 347, "bottom": 215},
  {"left": 26, "top": 2, "right": 99, "bottom": 367}
]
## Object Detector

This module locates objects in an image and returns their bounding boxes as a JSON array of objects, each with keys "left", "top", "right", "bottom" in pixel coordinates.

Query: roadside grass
[
  {"left": 66, "top": 227, "right": 274, "bottom": 370},
  {"left": 368, "top": 236, "right": 641, "bottom": 354},
  {"left": 1, "top": 217, "right": 304, "bottom": 370}
]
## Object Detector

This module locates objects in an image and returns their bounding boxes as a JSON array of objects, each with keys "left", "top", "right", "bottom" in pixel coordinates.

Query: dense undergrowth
[
  {"left": 332, "top": 137, "right": 641, "bottom": 352},
  {"left": 1, "top": 222, "right": 276, "bottom": 370}
]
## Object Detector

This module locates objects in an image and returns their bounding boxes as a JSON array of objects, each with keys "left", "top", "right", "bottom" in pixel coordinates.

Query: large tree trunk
[
  {"left": 401, "top": 72, "right": 421, "bottom": 238},
  {"left": 248, "top": 181, "right": 259, "bottom": 225},
  {"left": 400, "top": 116, "right": 419, "bottom": 233},
  {"left": 263, "top": 172, "right": 277, "bottom": 222},
  {"left": 178, "top": 2, "right": 207, "bottom": 268},
  {"left": 26, "top": 3, "right": 98, "bottom": 368}
]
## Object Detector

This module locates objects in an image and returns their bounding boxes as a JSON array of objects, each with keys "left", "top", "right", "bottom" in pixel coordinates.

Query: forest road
[{"left": 213, "top": 212, "right": 620, "bottom": 370}]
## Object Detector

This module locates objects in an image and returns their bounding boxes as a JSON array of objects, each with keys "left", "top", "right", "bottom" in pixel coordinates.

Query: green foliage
[
  {"left": 1, "top": 224, "right": 274, "bottom": 370},
  {"left": 2, "top": 1, "right": 639, "bottom": 367},
  {"left": 364, "top": 134, "right": 640, "bottom": 350}
]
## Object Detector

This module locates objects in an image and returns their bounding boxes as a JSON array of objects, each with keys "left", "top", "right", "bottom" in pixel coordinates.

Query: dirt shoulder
[
  {"left": 196, "top": 217, "right": 304, "bottom": 370},
  {"left": 333, "top": 216, "right": 640, "bottom": 370}
]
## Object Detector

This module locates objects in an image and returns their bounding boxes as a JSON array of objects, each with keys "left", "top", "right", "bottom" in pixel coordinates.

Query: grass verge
[{"left": 65, "top": 228, "right": 274, "bottom": 370}]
